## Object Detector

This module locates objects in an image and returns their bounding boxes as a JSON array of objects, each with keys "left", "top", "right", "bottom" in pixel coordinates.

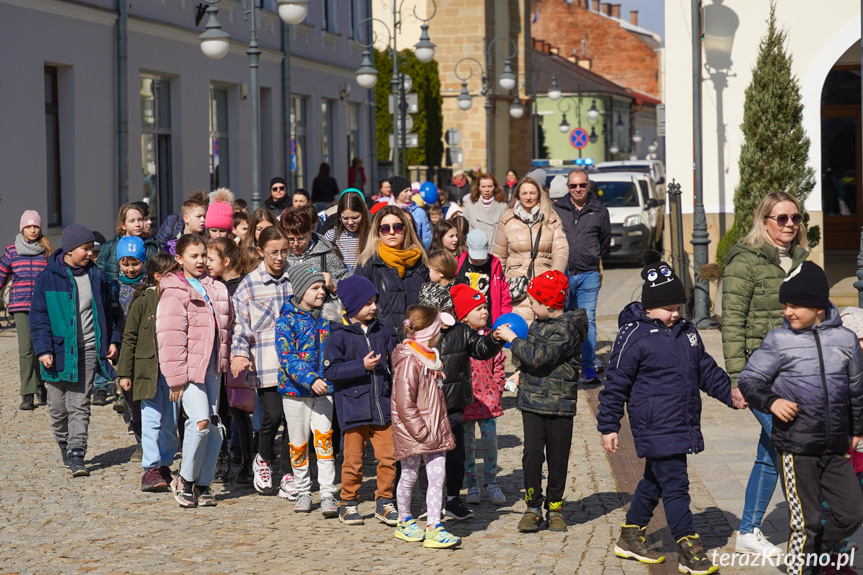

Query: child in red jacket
[{"left": 452, "top": 284, "right": 507, "bottom": 507}]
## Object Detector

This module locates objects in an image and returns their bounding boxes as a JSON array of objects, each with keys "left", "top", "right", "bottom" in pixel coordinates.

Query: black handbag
[{"left": 509, "top": 224, "right": 542, "bottom": 304}]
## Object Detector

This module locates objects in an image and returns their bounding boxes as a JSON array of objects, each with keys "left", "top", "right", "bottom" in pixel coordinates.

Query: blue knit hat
[
  {"left": 337, "top": 275, "right": 378, "bottom": 318},
  {"left": 61, "top": 224, "right": 95, "bottom": 253},
  {"left": 116, "top": 236, "right": 146, "bottom": 263}
]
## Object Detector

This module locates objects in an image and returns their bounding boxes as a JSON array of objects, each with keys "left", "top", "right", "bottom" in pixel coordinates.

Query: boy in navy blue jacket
[
  {"left": 739, "top": 262, "right": 863, "bottom": 575},
  {"left": 597, "top": 252, "right": 733, "bottom": 575},
  {"left": 30, "top": 225, "right": 120, "bottom": 477},
  {"left": 323, "top": 275, "right": 398, "bottom": 527}
]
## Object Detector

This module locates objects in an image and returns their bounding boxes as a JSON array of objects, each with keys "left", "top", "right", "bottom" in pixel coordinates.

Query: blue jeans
[
  {"left": 739, "top": 408, "right": 779, "bottom": 534},
  {"left": 140, "top": 373, "right": 179, "bottom": 470},
  {"left": 565, "top": 270, "right": 600, "bottom": 368},
  {"left": 179, "top": 353, "right": 223, "bottom": 486}
]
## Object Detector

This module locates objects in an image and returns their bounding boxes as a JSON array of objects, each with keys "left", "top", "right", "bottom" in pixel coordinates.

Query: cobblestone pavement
[{"left": 0, "top": 326, "right": 649, "bottom": 575}]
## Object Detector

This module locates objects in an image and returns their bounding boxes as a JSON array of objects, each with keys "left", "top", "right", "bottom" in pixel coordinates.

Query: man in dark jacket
[
  {"left": 597, "top": 255, "right": 731, "bottom": 573},
  {"left": 739, "top": 262, "right": 863, "bottom": 575},
  {"left": 553, "top": 169, "right": 610, "bottom": 385}
]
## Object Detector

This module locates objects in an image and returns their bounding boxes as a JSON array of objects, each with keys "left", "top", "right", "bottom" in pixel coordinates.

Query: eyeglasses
[
  {"left": 285, "top": 236, "right": 309, "bottom": 245},
  {"left": 263, "top": 249, "right": 289, "bottom": 259},
  {"left": 764, "top": 214, "right": 802, "bottom": 227},
  {"left": 378, "top": 223, "right": 406, "bottom": 235},
  {"left": 271, "top": 185, "right": 286, "bottom": 191},
  {"left": 568, "top": 183, "right": 590, "bottom": 189},
  {"left": 340, "top": 215, "right": 362, "bottom": 224}
]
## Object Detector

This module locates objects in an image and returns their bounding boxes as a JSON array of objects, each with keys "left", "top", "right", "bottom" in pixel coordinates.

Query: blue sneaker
[
  {"left": 394, "top": 519, "right": 425, "bottom": 543},
  {"left": 580, "top": 366, "right": 600, "bottom": 384}
]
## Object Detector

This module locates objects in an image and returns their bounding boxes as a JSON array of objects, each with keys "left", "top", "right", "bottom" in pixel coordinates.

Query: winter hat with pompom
[{"left": 206, "top": 188, "right": 235, "bottom": 230}]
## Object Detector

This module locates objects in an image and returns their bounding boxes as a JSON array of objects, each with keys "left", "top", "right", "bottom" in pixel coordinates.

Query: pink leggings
[{"left": 397, "top": 453, "right": 446, "bottom": 525}]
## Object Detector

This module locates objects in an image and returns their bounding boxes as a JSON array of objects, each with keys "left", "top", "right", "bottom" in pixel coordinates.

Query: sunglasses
[
  {"left": 271, "top": 185, "right": 286, "bottom": 191},
  {"left": 568, "top": 183, "right": 590, "bottom": 189},
  {"left": 764, "top": 214, "right": 802, "bottom": 227},
  {"left": 378, "top": 223, "right": 406, "bottom": 235}
]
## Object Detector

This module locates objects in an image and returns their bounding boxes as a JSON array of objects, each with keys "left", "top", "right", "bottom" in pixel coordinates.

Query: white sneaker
[
  {"left": 278, "top": 473, "right": 298, "bottom": 500},
  {"left": 466, "top": 485, "right": 481, "bottom": 505},
  {"left": 485, "top": 484, "right": 506, "bottom": 506},
  {"left": 252, "top": 454, "right": 272, "bottom": 494},
  {"left": 735, "top": 528, "right": 782, "bottom": 557}
]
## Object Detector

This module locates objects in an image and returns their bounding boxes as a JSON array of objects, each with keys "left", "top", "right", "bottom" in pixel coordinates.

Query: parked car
[
  {"left": 595, "top": 159, "right": 666, "bottom": 187},
  {"left": 589, "top": 172, "right": 664, "bottom": 263}
]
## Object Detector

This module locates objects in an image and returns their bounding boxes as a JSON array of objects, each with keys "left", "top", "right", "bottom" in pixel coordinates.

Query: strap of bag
[{"left": 526, "top": 224, "right": 543, "bottom": 279}]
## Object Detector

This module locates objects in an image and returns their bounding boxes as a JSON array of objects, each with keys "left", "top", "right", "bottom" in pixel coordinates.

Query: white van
[
  {"left": 594, "top": 159, "right": 666, "bottom": 187},
  {"left": 589, "top": 172, "right": 663, "bottom": 263}
]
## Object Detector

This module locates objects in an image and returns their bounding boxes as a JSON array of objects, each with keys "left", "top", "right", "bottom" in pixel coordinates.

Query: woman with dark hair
[
  {"left": 264, "top": 177, "right": 291, "bottom": 216},
  {"left": 348, "top": 157, "right": 366, "bottom": 193},
  {"left": 312, "top": 162, "right": 339, "bottom": 207},
  {"left": 323, "top": 190, "right": 370, "bottom": 272},
  {"left": 502, "top": 170, "right": 519, "bottom": 203},
  {"left": 354, "top": 205, "right": 429, "bottom": 338},
  {"left": 280, "top": 208, "right": 347, "bottom": 292},
  {"left": 462, "top": 174, "right": 508, "bottom": 247}
]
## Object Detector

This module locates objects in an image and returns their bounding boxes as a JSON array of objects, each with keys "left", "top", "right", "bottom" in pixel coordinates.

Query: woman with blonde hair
[
  {"left": 492, "top": 177, "right": 568, "bottom": 323},
  {"left": 722, "top": 190, "right": 808, "bottom": 557},
  {"left": 354, "top": 206, "right": 429, "bottom": 338},
  {"left": 461, "top": 173, "right": 508, "bottom": 246}
]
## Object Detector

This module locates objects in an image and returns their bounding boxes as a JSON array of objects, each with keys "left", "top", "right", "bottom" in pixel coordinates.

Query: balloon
[
  {"left": 420, "top": 181, "right": 439, "bottom": 205},
  {"left": 492, "top": 312, "right": 529, "bottom": 349},
  {"left": 411, "top": 193, "right": 425, "bottom": 207}
]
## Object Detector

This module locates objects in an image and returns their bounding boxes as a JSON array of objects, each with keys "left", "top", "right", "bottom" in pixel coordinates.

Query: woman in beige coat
[{"left": 492, "top": 176, "right": 569, "bottom": 323}]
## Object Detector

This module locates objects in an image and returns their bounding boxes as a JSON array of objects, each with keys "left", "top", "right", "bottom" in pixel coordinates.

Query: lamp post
[
  {"left": 454, "top": 36, "right": 518, "bottom": 175},
  {"left": 352, "top": 1, "right": 437, "bottom": 177},
  {"left": 198, "top": 0, "right": 309, "bottom": 210}
]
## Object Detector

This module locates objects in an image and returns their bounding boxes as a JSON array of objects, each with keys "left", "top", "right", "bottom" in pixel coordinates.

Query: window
[
  {"left": 209, "top": 86, "right": 230, "bottom": 190},
  {"left": 44, "top": 66, "right": 62, "bottom": 227},
  {"left": 349, "top": 0, "right": 360, "bottom": 38},
  {"left": 291, "top": 96, "right": 307, "bottom": 190},
  {"left": 347, "top": 102, "right": 360, "bottom": 167},
  {"left": 322, "top": 0, "right": 333, "bottom": 32},
  {"left": 321, "top": 98, "right": 335, "bottom": 165},
  {"left": 140, "top": 77, "right": 173, "bottom": 226}
]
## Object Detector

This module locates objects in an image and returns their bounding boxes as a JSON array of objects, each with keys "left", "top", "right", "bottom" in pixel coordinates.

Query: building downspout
[
  {"left": 282, "top": 22, "right": 292, "bottom": 192},
  {"left": 117, "top": 0, "right": 128, "bottom": 205}
]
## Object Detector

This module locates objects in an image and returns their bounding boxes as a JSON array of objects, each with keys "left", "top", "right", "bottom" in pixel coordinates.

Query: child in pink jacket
[
  {"left": 451, "top": 284, "right": 507, "bottom": 506},
  {"left": 156, "top": 235, "right": 233, "bottom": 508}
]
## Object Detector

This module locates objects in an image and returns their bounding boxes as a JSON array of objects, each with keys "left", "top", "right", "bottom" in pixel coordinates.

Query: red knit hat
[
  {"left": 527, "top": 270, "right": 569, "bottom": 309},
  {"left": 450, "top": 283, "right": 487, "bottom": 320},
  {"left": 206, "top": 188, "right": 235, "bottom": 230}
]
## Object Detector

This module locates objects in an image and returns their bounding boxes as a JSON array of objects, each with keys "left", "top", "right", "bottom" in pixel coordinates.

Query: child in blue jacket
[
  {"left": 323, "top": 275, "right": 398, "bottom": 527},
  {"left": 30, "top": 225, "right": 120, "bottom": 477},
  {"left": 597, "top": 252, "right": 732, "bottom": 575},
  {"left": 275, "top": 262, "right": 337, "bottom": 518}
]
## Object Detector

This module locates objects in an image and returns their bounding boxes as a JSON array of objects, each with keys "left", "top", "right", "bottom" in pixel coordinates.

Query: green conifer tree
[{"left": 716, "top": 1, "right": 818, "bottom": 274}]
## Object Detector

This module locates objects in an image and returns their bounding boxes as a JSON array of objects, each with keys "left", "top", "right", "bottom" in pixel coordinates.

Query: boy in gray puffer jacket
[{"left": 739, "top": 262, "right": 863, "bottom": 575}]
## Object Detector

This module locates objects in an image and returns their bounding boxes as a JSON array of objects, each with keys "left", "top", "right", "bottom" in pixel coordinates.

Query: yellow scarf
[
  {"left": 407, "top": 341, "right": 437, "bottom": 361},
  {"left": 378, "top": 244, "right": 422, "bottom": 278}
]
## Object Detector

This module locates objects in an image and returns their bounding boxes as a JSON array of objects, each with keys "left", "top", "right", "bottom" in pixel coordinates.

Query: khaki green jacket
[
  {"left": 117, "top": 287, "right": 160, "bottom": 402},
  {"left": 721, "top": 241, "right": 808, "bottom": 387}
]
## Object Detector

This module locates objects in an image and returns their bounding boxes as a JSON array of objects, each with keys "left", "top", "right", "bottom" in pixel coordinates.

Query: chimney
[
  {"left": 610, "top": 4, "right": 621, "bottom": 18},
  {"left": 630, "top": 10, "right": 638, "bottom": 26},
  {"left": 591, "top": 0, "right": 600, "bottom": 11},
  {"left": 601, "top": 3, "right": 612, "bottom": 16}
]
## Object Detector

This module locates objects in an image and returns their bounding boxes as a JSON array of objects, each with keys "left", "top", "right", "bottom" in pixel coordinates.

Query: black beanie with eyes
[{"left": 641, "top": 250, "right": 686, "bottom": 309}]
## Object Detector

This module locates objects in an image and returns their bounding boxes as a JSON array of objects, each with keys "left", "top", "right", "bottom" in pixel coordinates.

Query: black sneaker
[
  {"left": 214, "top": 450, "right": 231, "bottom": 483},
  {"left": 38, "top": 384, "right": 47, "bottom": 404},
  {"left": 59, "top": 442, "right": 69, "bottom": 468},
  {"left": 235, "top": 457, "right": 253, "bottom": 485},
  {"left": 19, "top": 394, "right": 34, "bottom": 411},
  {"left": 91, "top": 389, "right": 108, "bottom": 406},
  {"left": 196, "top": 485, "right": 217, "bottom": 507},
  {"left": 68, "top": 449, "right": 89, "bottom": 477},
  {"left": 444, "top": 497, "right": 475, "bottom": 521}
]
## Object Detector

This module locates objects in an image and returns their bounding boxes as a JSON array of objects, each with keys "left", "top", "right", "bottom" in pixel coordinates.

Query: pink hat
[
  {"left": 20, "top": 210, "right": 41, "bottom": 232},
  {"left": 205, "top": 201, "right": 234, "bottom": 230}
]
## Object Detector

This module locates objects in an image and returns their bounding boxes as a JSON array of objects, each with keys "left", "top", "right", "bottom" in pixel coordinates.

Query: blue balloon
[
  {"left": 420, "top": 181, "right": 439, "bottom": 205},
  {"left": 492, "top": 312, "right": 529, "bottom": 349}
]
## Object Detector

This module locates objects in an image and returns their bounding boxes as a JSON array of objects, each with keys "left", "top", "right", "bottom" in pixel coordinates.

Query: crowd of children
[{"left": 11, "top": 170, "right": 863, "bottom": 572}]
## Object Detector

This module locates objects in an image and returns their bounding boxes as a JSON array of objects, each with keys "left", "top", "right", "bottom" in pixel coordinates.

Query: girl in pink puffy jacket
[{"left": 156, "top": 235, "right": 233, "bottom": 508}]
